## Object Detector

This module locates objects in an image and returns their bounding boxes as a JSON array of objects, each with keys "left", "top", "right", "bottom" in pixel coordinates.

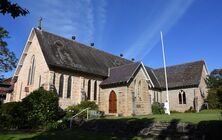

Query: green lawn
[
  {"left": 108, "top": 109, "right": 222, "bottom": 124},
  {"left": 0, "top": 132, "right": 39, "bottom": 140},
  {"left": 0, "top": 129, "right": 130, "bottom": 140},
  {"left": 0, "top": 110, "right": 221, "bottom": 140}
]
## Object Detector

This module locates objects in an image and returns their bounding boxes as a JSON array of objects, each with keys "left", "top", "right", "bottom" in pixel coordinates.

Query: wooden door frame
[{"left": 109, "top": 90, "right": 117, "bottom": 113}]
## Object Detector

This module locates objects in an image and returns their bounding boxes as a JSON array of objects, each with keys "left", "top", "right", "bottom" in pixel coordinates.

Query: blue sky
[{"left": 1, "top": 0, "right": 222, "bottom": 78}]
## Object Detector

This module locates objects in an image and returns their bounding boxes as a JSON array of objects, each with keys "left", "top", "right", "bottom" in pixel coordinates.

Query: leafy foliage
[
  {"left": 185, "top": 106, "right": 196, "bottom": 113},
  {"left": 151, "top": 102, "right": 165, "bottom": 114},
  {"left": 0, "top": 0, "right": 29, "bottom": 77},
  {"left": 0, "top": 88, "right": 60, "bottom": 129},
  {"left": 206, "top": 75, "right": 222, "bottom": 109},
  {"left": 205, "top": 75, "right": 222, "bottom": 89},
  {"left": 0, "top": 27, "right": 17, "bottom": 73},
  {"left": 207, "top": 88, "right": 222, "bottom": 109},
  {"left": 0, "top": 0, "right": 29, "bottom": 18},
  {"left": 22, "top": 87, "right": 59, "bottom": 127},
  {"left": 0, "top": 102, "right": 27, "bottom": 129},
  {"left": 65, "top": 101, "right": 98, "bottom": 118}
]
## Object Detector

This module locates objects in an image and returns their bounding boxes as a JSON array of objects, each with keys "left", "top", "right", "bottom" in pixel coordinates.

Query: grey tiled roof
[
  {"left": 34, "top": 28, "right": 205, "bottom": 89},
  {"left": 34, "top": 28, "right": 131, "bottom": 77},
  {"left": 145, "top": 67, "right": 161, "bottom": 89},
  {"left": 100, "top": 62, "right": 141, "bottom": 87},
  {"left": 153, "top": 60, "right": 205, "bottom": 89}
]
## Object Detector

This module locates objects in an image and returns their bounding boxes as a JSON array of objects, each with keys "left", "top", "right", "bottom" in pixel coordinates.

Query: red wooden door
[{"left": 109, "top": 91, "right": 117, "bottom": 113}]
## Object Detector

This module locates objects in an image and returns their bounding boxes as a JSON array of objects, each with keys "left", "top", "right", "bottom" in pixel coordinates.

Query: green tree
[
  {"left": 22, "top": 88, "right": 59, "bottom": 128},
  {"left": 0, "top": 27, "right": 17, "bottom": 73},
  {"left": 206, "top": 75, "right": 222, "bottom": 109},
  {"left": 0, "top": 0, "right": 29, "bottom": 77},
  {"left": 0, "top": 0, "right": 29, "bottom": 18}
]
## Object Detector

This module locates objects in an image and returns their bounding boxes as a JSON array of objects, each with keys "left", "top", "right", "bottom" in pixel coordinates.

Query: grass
[
  {"left": 107, "top": 109, "right": 222, "bottom": 124},
  {"left": 0, "top": 132, "right": 39, "bottom": 140},
  {"left": 0, "top": 129, "right": 129, "bottom": 140},
  {"left": 0, "top": 109, "right": 221, "bottom": 140}
]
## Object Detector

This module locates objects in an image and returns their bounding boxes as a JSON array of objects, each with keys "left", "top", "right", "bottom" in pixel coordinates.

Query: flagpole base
[{"left": 164, "top": 101, "right": 170, "bottom": 115}]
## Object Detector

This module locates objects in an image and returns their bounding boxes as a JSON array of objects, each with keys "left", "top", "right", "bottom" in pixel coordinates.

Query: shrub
[
  {"left": 65, "top": 101, "right": 98, "bottom": 118},
  {"left": 170, "top": 110, "right": 181, "bottom": 113},
  {"left": 207, "top": 88, "right": 222, "bottom": 109},
  {"left": 185, "top": 106, "right": 196, "bottom": 113},
  {"left": 44, "top": 120, "right": 68, "bottom": 130},
  {"left": 0, "top": 88, "right": 60, "bottom": 129},
  {"left": 206, "top": 75, "right": 222, "bottom": 109},
  {"left": 22, "top": 87, "right": 59, "bottom": 128},
  {"left": 152, "top": 102, "right": 165, "bottom": 114},
  {"left": 0, "top": 102, "right": 27, "bottom": 129}
]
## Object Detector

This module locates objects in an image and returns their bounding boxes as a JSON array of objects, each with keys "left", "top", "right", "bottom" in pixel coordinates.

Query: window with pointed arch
[
  {"left": 67, "top": 76, "right": 72, "bottom": 98},
  {"left": 138, "top": 80, "right": 142, "bottom": 98},
  {"left": 38, "top": 75, "right": 41, "bottom": 88},
  {"left": 94, "top": 81, "right": 97, "bottom": 100},
  {"left": 87, "top": 80, "right": 91, "bottom": 100},
  {"left": 53, "top": 73, "right": 56, "bottom": 86},
  {"left": 134, "top": 80, "right": 136, "bottom": 93},
  {"left": 179, "top": 90, "right": 186, "bottom": 104},
  {"left": 59, "top": 74, "right": 64, "bottom": 97},
  {"left": 27, "top": 55, "right": 35, "bottom": 85},
  {"left": 178, "top": 92, "right": 182, "bottom": 104},
  {"left": 182, "top": 90, "right": 186, "bottom": 104}
]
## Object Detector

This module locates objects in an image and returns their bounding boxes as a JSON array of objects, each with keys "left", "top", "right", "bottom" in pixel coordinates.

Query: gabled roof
[
  {"left": 100, "top": 62, "right": 154, "bottom": 87},
  {"left": 145, "top": 66, "right": 161, "bottom": 89},
  {"left": 153, "top": 60, "right": 206, "bottom": 89},
  {"left": 100, "top": 62, "right": 141, "bottom": 87},
  {"left": 14, "top": 28, "right": 207, "bottom": 90},
  {"left": 34, "top": 28, "right": 131, "bottom": 77}
]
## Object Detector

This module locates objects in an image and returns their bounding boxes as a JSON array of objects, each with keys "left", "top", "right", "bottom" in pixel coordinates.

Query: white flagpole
[{"left": 160, "top": 31, "right": 170, "bottom": 115}]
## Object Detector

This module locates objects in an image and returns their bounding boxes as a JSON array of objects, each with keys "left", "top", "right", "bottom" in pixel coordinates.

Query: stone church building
[{"left": 7, "top": 28, "right": 208, "bottom": 116}]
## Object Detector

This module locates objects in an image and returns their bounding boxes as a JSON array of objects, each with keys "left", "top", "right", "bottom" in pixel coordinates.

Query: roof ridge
[
  {"left": 150, "top": 69, "right": 161, "bottom": 87},
  {"left": 34, "top": 28, "right": 131, "bottom": 63},
  {"left": 154, "top": 60, "right": 205, "bottom": 70},
  {"left": 109, "top": 61, "right": 140, "bottom": 70}
]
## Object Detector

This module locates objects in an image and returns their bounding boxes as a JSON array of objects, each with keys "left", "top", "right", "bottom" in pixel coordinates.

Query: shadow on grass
[
  {"left": 16, "top": 112, "right": 222, "bottom": 140},
  {"left": 156, "top": 119, "right": 181, "bottom": 140},
  {"left": 156, "top": 119, "right": 222, "bottom": 140},
  {"left": 22, "top": 117, "right": 155, "bottom": 140},
  {"left": 193, "top": 120, "right": 222, "bottom": 139}
]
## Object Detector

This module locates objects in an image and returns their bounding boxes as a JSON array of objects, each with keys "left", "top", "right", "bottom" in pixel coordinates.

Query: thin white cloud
[
  {"left": 30, "top": 0, "right": 107, "bottom": 44},
  {"left": 124, "top": 0, "right": 194, "bottom": 60}
]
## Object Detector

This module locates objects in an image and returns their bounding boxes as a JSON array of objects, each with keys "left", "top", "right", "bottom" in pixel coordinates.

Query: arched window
[
  {"left": 182, "top": 91, "right": 186, "bottom": 104},
  {"left": 30, "top": 56, "right": 35, "bottom": 85},
  {"left": 94, "top": 81, "right": 97, "bottom": 100},
  {"left": 53, "top": 73, "right": 56, "bottom": 86},
  {"left": 134, "top": 80, "right": 136, "bottom": 93},
  {"left": 87, "top": 80, "right": 91, "bottom": 100},
  {"left": 178, "top": 93, "right": 182, "bottom": 104},
  {"left": 19, "top": 82, "right": 23, "bottom": 100},
  {"left": 39, "top": 75, "right": 41, "bottom": 88},
  {"left": 27, "top": 55, "right": 35, "bottom": 85},
  {"left": 138, "top": 80, "right": 142, "bottom": 97},
  {"left": 27, "top": 67, "right": 31, "bottom": 85},
  {"left": 67, "top": 76, "right": 72, "bottom": 98},
  {"left": 82, "top": 78, "right": 85, "bottom": 89},
  {"left": 59, "top": 74, "right": 64, "bottom": 97}
]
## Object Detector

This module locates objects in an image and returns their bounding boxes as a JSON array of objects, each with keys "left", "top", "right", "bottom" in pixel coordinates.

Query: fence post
[
  {"left": 70, "top": 119, "right": 72, "bottom": 128},
  {"left": 87, "top": 108, "right": 89, "bottom": 120}
]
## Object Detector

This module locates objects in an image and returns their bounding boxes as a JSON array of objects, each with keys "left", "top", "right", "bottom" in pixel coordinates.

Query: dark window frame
[
  {"left": 59, "top": 74, "right": 64, "bottom": 97},
  {"left": 67, "top": 76, "right": 72, "bottom": 98}
]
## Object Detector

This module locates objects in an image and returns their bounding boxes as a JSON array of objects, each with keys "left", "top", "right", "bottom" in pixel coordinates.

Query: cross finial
[{"left": 38, "top": 17, "right": 43, "bottom": 30}]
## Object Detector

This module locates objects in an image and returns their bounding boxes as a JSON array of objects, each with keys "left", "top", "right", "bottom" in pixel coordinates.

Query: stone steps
[
  {"left": 138, "top": 122, "right": 193, "bottom": 139},
  {"left": 139, "top": 122, "right": 190, "bottom": 138}
]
